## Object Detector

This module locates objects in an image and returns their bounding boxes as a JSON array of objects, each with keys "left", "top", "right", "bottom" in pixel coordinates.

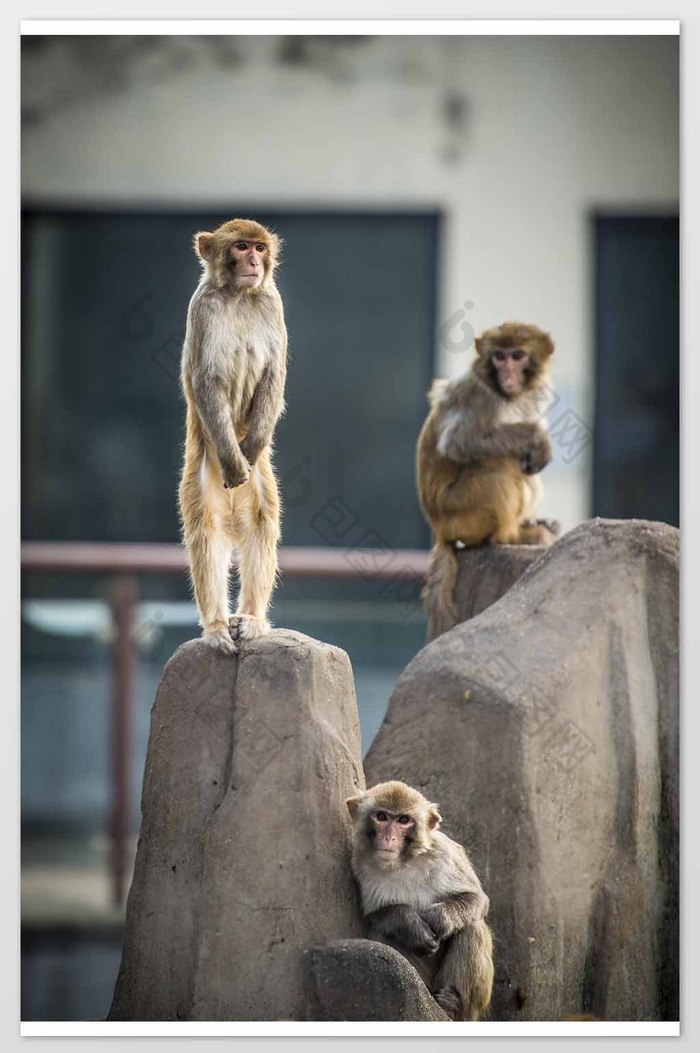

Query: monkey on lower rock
[
  {"left": 179, "top": 218, "right": 287, "bottom": 655},
  {"left": 417, "top": 321, "right": 560, "bottom": 631},
  {"left": 346, "top": 780, "right": 494, "bottom": 1021}
]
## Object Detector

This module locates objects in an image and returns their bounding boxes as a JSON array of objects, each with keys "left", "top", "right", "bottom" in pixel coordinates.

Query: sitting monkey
[
  {"left": 417, "top": 321, "right": 560, "bottom": 631},
  {"left": 346, "top": 780, "right": 493, "bottom": 1021}
]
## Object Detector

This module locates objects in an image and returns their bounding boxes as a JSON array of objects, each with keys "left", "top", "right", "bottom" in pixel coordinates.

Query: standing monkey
[
  {"left": 179, "top": 219, "right": 287, "bottom": 655},
  {"left": 347, "top": 781, "right": 493, "bottom": 1021},
  {"left": 417, "top": 322, "right": 559, "bottom": 630}
]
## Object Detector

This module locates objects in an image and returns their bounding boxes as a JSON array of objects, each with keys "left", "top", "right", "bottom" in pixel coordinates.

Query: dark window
[
  {"left": 22, "top": 209, "right": 437, "bottom": 548},
  {"left": 593, "top": 214, "right": 679, "bottom": 526}
]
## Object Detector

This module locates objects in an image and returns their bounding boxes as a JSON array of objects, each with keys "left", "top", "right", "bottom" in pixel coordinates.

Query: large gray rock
[
  {"left": 425, "top": 543, "right": 547, "bottom": 640},
  {"left": 109, "top": 630, "right": 365, "bottom": 1021},
  {"left": 366, "top": 519, "right": 678, "bottom": 1021},
  {"left": 306, "top": 940, "right": 449, "bottom": 1021}
]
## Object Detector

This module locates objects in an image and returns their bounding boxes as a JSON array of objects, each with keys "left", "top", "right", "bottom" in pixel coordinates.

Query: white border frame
[{"left": 10, "top": 12, "right": 687, "bottom": 1047}]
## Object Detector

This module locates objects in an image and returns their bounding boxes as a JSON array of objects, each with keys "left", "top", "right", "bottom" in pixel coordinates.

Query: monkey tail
[
  {"left": 422, "top": 542, "right": 459, "bottom": 641},
  {"left": 465, "top": 921, "right": 494, "bottom": 1021}
]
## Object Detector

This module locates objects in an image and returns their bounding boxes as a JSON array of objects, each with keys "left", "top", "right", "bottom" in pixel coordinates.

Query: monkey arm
[
  {"left": 519, "top": 429, "right": 553, "bottom": 475},
  {"left": 444, "top": 420, "right": 551, "bottom": 473},
  {"left": 443, "top": 419, "right": 535, "bottom": 461},
  {"left": 421, "top": 891, "right": 489, "bottom": 942},
  {"left": 190, "top": 370, "right": 250, "bottom": 487},
  {"left": 239, "top": 360, "right": 286, "bottom": 466},
  {"left": 365, "top": 904, "right": 440, "bottom": 956}
]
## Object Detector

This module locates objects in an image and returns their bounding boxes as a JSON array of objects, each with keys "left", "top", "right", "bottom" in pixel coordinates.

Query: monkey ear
[
  {"left": 194, "top": 232, "right": 215, "bottom": 261},
  {"left": 543, "top": 334, "right": 555, "bottom": 356},
  {"left": 346, "top": 795, "right": 365, "bottom": 819},
  {"left": 475, "top": 337, "right": 487, "bottom": 359},
  {"left": 427, "top": 806, "right": 442, "bottom": 829}
]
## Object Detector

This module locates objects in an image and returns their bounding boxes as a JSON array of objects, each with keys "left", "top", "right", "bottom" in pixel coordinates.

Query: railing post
[
  {"left": 20, "top": 542, "right": 430, "bottom": 906},
  {"left": 109, "top": 574, "right": 138, "bottom": 907}
]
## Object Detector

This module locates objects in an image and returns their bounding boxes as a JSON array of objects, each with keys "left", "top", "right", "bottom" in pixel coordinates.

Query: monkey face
[
  {"left": 474, "top": 323, "right": 554, "bottom": 400},
  {"left": 370, "top": 809, "right": 415, "bottom": 866},
  {"left": 491, "top": 348, "right": 530, "bottom": 396},
  {"left": 347, "top": 781, "right": 442, "bottom": 865},
  {"left": 193, "top": 219, "right": 281, "bottom": 291},
  {"left": 231, "top": 239, "right": 268, "bottom": 289}
]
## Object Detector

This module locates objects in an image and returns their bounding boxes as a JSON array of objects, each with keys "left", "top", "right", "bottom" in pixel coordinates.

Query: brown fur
[
  {"left": 417, "top": 322, "right": 559, "bottom": 631},
  {"left": 178, "top": 218, "right": 287, "bottom": 655},
  {"left": 346, "top": 781, "right": 494, "bottom": 1021},
  {"left": 193, "top": 218, "right": 282, "bottom": 290}
]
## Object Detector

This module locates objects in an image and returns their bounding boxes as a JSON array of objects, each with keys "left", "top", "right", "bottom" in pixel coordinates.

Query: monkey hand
[
  {"left": 370, "top": 907, "right": 440, "bottom": 957},
  {"left": 400, "top": 913, "right": 441, "bottom": 956},
  {"left": 239, "top": 431, "right": 268, "bottom": 468},
  {"left": 520, "top": 431, "right": 552, "bottom": 475},
  {"left": 421, "top": 903, "right": 454, "bottom": 943},
  {"left": 221, "top": 454, "right": 251, "bottom": 489}
]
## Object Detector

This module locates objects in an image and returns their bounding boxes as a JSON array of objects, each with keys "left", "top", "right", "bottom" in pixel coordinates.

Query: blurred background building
[{"left": 21, "top": 32, "right": 678, "bottom": 1020}]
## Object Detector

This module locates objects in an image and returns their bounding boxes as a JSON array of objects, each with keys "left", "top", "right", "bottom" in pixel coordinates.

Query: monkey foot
[
  {"left": 202, "top": 626, "right": 239, "bottom": 656},
  {"left": 433, "top": 986, "right": 461, "bottom": 1020},
  {"left": 229, "top": 614, "right": 272, "bottom": 645},
  {"left": 536, "top": 517, "right": 561, "bottom": 537}
]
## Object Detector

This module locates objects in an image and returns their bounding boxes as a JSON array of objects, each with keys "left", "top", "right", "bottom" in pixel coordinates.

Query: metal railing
[{"left": 21, "top": 542, "right": 430, "bottom": 907}]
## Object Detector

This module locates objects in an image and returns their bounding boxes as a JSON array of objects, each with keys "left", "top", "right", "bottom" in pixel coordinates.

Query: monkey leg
[
  {"left": 521, "top": 472, "right": 543, "bottom": 521},
  {"left": 230, "top": 447, "right": 281, "bottom": 643},
  {"left": 436, "top": 509, "right": 499, "bottom": 548},
  {"left": 179, "top": 453, "right": 238, "bottom": 656},
  {"left": 432, "top": 921, "right": 494, "bottom": 1021},
  {"left": 432, "top": 460, "right": 528, "bottom": 547},
  {"left": 517, "top": 521, "right": 558, "bottom": 545},
  {"left": 518, "top": 474, "right": 560, "bottom": 544}
]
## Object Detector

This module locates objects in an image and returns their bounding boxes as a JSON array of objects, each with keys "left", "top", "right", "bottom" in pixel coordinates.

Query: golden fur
[
  {"left": 179, "top": 218, "right": 287, "bottom": 654},
  {"left": 417, "top": 322, "right": 558, "bottom": 634}
]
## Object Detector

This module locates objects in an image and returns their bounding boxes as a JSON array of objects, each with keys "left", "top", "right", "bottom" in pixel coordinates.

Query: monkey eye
[
  {"left": 375, "top": 811, "right": 388, "bottom": 822},
  {"left": 493, "top": 349, "right": 527, "bottom": 363},
  {"left": 397, "top": 815, "right": 412, "bottom": 825},
  {"left": 255, "top": 243, "right": 267, "bottom": 253},
  {"left": 234, "top": 242, "right": 249, "bottom": 250}
]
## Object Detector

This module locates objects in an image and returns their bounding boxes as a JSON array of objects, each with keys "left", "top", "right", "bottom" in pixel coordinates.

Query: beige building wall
[{"left": 22, "top": 34, "right": 679, "bottom": 530}]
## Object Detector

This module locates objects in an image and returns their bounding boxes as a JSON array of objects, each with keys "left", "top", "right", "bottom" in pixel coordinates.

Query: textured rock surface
[
  {"left": 425, "top": 543, "right": 547, "bottom": 640},
  {"left": 109, "top": 630, "right": 365, "bottom": 1021},
  {"left": 366, "top": 519, "right": 679, "bottom": 1021},
  {"left": 306, "top": 940, "right": 449, "bottom": 1021}
]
